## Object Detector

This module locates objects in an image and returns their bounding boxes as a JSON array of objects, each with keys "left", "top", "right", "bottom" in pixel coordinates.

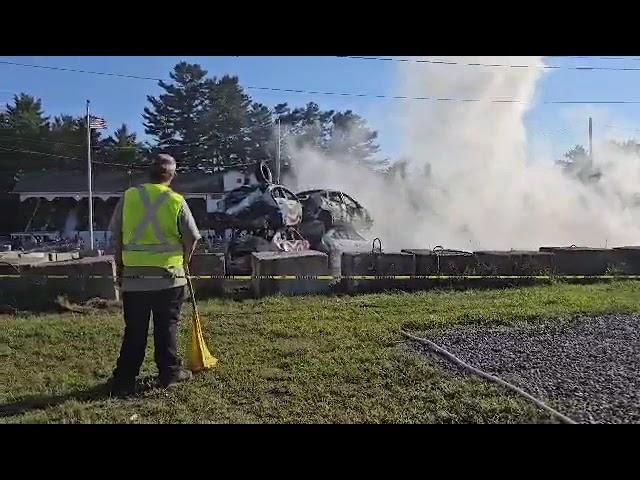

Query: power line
[
  {"left": 4, "top": 59, "right": 640, "bottom": 105},
  {"left": 93, "top": 160, "right": 146, "bottom": 169},
  {"left": 605, "top": 124, "right": 640, "bottom": 133},
  {"left": 0, "top": 60, "right": 164, "bottom": 82},
  {"left": 0, "top": 144, "right": 82, "bottom": 160},
  {"left": 0, "top": 145, "right": 143, "bottom": 168},
  {"left": 536, "top": 127, "right": 572, "bottom": 138},
  {"left": 0, "top": 133, "right": 142, "bottom": 150},
  {"left": 544, "top": 100, "right": 640, "bottom": 105},
  {"left": 0, "top": 144, "right": 262, "bottom": 171},
  {"left": 0, "top": 59, "right": 515, "bottom": 102},
  {"left": 548, "top": 56, "right": 640, "bottom": 62},
  {"left": 0, "top": 130, "right": 145, "bottom": 150},
  {"left": 0, "top": 129, "right": 260, "bottom": 152},
  {"left": 0, "top": 134, "right": 84, "bottom": 148},
  {"left": 339, "top": 56, "right": 640, "bottom": 72},
  {"left": 0, "top": 128, "right": 243, "bottom": 152}
]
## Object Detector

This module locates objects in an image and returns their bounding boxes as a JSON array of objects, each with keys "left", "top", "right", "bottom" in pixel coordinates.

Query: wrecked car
[
  {"left": 272, "top": 227, "right": 310, "bottom": 252},
  {"left": 296, "top": 190, "right": 373, "bottom": 231},
  {"left": 296, "top": 189, "right": 373, "bottom": 247},
  {"left": 208, "top": 162, "right": 375, "bottom": 275},
  {"left": 317, "top": 225, "right": 372, "bottom": 275},
  {"left": 211, "top": 183, "right": 302, "bottom": 232},
  {"left": 209, "top": 163, "right": 309, "bottom": 272}
]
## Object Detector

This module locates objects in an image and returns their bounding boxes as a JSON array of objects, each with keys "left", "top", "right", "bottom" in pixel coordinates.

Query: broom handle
[{"left": 184, "top": 264, "right": 198, "bottom": 315}]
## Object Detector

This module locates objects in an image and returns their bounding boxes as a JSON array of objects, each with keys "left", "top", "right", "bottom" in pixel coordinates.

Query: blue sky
[{"left": 1, "top": 56, "right": 640, "bottom": 162}]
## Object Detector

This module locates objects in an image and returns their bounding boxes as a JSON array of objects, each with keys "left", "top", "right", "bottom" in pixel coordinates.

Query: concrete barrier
[
  {"left": 402, "top": 249, "right": 477, "bottom": 276},
  {"left": 47, "top": 252, "right": 80, "bottom": 262},
  {"left": 539, "top": 246, "right": 620, "bottom": 275},
  {"left": 474, "top": 250, "right": 555, "bottom": 275},
  {"left": 4, "top": 241, "right": 639, "bottom": 307},
  {"left": 0, "top": 253, "right": 226, "bottom": 306},
  {"left": 612, "top": 246, "right": 640, "bottom": 274},
  {"left": 341, "top": 252, "right": 416, "bottom": 293},
  {"left": 190, "top": 253, "right": 225, "bottom": 298},
  {"left": 0, "top": 261, "right": 27, "bottom": 306},
  {"left": 401, "top": 249, "right": 436, "bottom": 277},
  {"left": 27, "top": 256, "right": 119, "bottom": 302},
  {"left": 0, "top": 251, "right": 79, "bottom": 263},
  {"left": 396, "top": 248, "right": 477, "bottom": 290},
  {"left": 0, "top": 256, "right": 119, "bottom": 308},
  {"left": 0, "top": 252, "right": 48, "bottom": 263},
  {"left": 251, "top": 251, "right": 330, "bottom": 297}
]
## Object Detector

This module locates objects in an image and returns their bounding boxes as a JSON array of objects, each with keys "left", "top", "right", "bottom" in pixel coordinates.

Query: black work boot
[
  {"left": 108, "top": 377, "right": 136, "bottom": 398},
  {"left": 158, "top": 368, "right": 192, "bottom": 389}
]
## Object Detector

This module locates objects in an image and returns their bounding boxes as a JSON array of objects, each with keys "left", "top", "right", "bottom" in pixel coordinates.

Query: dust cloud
[{"left": 285, "top": 57, "right": 640, "bottom": 251}]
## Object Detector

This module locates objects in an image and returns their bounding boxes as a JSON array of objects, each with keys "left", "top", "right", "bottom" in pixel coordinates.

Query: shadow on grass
[{"left": 0, "top": 377, "right": 157, "bottom": 419}]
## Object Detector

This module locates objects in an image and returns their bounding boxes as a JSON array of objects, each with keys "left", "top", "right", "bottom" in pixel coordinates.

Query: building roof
[{"left": 12, "top": 169, "right": 225, "bottom": 200}]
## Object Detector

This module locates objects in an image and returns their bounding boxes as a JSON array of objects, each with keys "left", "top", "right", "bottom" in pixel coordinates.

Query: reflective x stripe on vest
[
  {"left": 123, "top": 187, "right": 181, "bottom": 253},
  {"left": 122, "top": 185, "right": 184, "bottom": 268}
]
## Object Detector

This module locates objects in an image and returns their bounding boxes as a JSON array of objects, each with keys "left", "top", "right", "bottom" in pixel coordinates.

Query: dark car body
[
  {"left": 296, "top": 189, "right": 373, "bottom": 233},
  {"left": 208, "top": 181, "right": 307, "bottom": 274},
  {"left": 211, "top": 183, "right": 302, "bottom": 232},
  {"left": 207, "top": 161, "right": 374, "bottom": 275}
]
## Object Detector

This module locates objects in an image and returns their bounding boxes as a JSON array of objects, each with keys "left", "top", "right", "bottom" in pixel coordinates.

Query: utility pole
[
  {"left": 276, "top": 117, "right": 281, "bottom": 184},
  {"left": 588, "top": 116, "right": 593, "bottom": 168},
  {"left": 86, "top": 100, "right": 94, "bottom": 251}
]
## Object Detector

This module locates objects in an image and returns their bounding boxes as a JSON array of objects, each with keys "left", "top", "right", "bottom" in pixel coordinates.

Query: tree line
[
  {"left": 3, "top": 59, "right": 638, "bottom": 234},
  {"left": 557, "top": 140, "right": 640, "bottom": 183},
  {"left": 0, "top": 61, "right": 386, "bottom": 196}
]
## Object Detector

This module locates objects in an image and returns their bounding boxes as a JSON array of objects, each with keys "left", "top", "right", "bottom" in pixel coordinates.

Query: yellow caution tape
[{"left": 2, "top": 274, "right": 640, "bottom": 280}]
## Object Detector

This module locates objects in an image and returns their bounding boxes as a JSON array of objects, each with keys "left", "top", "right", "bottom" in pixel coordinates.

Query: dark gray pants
[{"left": 113, "top": 286, "right": 185, "bottom": 383}]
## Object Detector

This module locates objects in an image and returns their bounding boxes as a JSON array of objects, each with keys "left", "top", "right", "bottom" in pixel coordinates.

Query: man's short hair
[{"left": 149, "top": 154, "right": 177, "bottom": 183}]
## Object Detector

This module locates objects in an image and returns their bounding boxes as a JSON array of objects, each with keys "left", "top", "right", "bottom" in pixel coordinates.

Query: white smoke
[{"left": 284, "top": 56, "right": 640, "bottom": 251}]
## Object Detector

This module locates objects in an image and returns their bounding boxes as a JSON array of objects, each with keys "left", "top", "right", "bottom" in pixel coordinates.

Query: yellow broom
[{"left": 185, "top": 265, "right": 218, "bottom": 373}]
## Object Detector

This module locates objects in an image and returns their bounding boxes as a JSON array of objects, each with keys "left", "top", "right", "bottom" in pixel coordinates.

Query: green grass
[{"left": 3, "top": 281, "right": 640, "bottom": 424}]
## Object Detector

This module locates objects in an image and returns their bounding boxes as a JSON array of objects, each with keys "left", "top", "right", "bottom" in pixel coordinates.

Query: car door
[
  {"left": 341, "top": 192, "right": 368, "bottom": 227},
  {"left": 272, "top": 187, "right": 302, "bottom": 227},
  {"left": 327, "top": 190, "right": 347, "bottom": 224},
  {"left": 280, "top": 187, "right": 302, "bottom": 226}
]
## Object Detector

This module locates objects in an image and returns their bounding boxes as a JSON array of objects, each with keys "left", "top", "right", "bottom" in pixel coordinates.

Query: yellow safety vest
[{"left": 122, "top": 183, "right": 184, "bottom": 268}]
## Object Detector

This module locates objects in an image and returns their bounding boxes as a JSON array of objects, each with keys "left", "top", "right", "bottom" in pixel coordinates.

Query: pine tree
[
  {"left": 100, "top": 123, "right": 145, "bottom": 167},
  {"left": 143, "top": 62, "right": 210, "bottom": 164}
]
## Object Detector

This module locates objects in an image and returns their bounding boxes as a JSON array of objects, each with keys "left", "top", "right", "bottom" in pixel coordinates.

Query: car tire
[
  {"left": 318, "top": 211, "right": 332, "bottom": 230},
  {"left": 255, "top": 161, "right": 273, "bottom": 184}
]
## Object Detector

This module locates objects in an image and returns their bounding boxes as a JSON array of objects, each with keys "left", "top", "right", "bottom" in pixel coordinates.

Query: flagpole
[
  {"left": 86, "top": 99, "right": 94, "bottom": 251},
  {"left": 276, "top": 117, "right": 281, "bottom": 184}
]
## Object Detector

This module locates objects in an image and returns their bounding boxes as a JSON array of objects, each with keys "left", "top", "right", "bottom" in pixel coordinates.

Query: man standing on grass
[{"left": 108, "top": 154, "right": 201, "bottom": 398}]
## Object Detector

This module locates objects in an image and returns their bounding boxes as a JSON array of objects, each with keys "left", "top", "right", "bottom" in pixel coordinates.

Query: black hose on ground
[{"left": 401, "top": 330, "right": 578, "bottom": 424}]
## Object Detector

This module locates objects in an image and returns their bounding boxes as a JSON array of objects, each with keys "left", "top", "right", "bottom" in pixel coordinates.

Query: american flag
[{"left": 89, "top": 116, "right": 107, "bottom": 129}]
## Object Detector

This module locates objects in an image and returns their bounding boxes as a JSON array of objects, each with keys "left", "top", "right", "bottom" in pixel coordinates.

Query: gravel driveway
[{"left": 411, "top": 314, "right": 640, "bottom": 424}]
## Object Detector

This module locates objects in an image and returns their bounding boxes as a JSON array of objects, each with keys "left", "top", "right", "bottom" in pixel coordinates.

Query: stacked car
[{"left": 209, "top": 162, "right": 373, "bottom": 272}]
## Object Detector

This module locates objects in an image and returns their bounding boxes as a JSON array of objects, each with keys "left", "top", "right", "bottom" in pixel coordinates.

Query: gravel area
[{"left": 412, "top": 314, "right": 640, "bottom": 424}]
